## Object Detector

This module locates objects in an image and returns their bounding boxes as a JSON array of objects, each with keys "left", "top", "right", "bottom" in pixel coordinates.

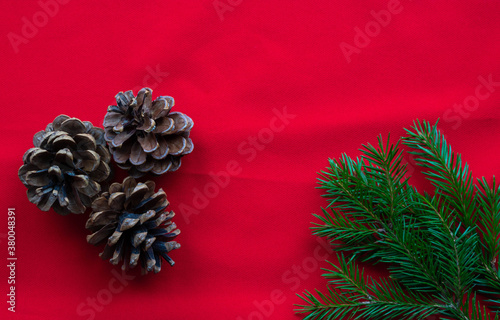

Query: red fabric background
[{"left": 1, "top": 1, "right": 500, "bottom": 319}]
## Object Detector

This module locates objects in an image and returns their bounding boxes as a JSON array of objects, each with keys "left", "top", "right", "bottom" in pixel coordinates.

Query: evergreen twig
[{"left": 296, "top": 120, "right": 500, "bottom": 319}]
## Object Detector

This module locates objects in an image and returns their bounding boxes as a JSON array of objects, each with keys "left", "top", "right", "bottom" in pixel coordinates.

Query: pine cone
[
  {"left": 103, "top": 88, "right": 194, "bottom": 178},
  {"left": 18, "top": 115, "right": 111, "bottom": 215},
  {"left": 86, "top": 177, "right": 180, "bottom": 274}
]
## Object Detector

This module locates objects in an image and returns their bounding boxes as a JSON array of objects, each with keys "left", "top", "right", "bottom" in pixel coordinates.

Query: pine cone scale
[
  {"left": 135, "top": 115, "right": 155, "bottom": 132},
  {"left": 137, "top": 132, "right": 158, "bottom": 153},
  {"left": 139, "top": 210, "right": 156, "bottom": 224},
  {"left": 56, "top": 187, "right": 68, "bottom": 207},
  {"left": 74, "top": 133, "right": 97, "bottom": 150},
  {"left": 29, "top": 149, "right": 52, "bottom": 169},
  {"left": 108, "top": 182, "right": 123, "bottom": 194},
  {"left": 165, "top": 136, "right": 186, "bottom": 155},
  {"left": 155, "top": 159, "right": 175, "bottom": 175},
  {"left": 96, "top": 145, "right": 110, "bottom": 163},
  {"left": 184, "top": 138, "right": 194, "bottom": 154},
  {"left": 119, "top": 217, "right": 140, "bottom": 232},
  {"left": 87, "top": 223, "right": 118, "bottom": 245},
  {"left": 91, "top": 196, "right": 109, "bottom": 212},
  {"left": 87, "top": 211, "right": 118, "bottom": 228},
  {"left": 79, "top": 180, "right": 100, "bottom": 198},
  {"left": 132, "top": 231, "right": 147, "bottom": 249},
  {"left": 53, "top": 135, "right": 76, "bottom": 150},
  {"left": 89, "top": 161, "right": 111, "bottom": 182},
  {"left": 71, "top": 175, "right": 89, "bottom": 188},
  {"left": 103, "top": 111, "right": 123, "bottom": 127},
  {"left": 59, "top": 118, "right": 87, "bottom": 135},
  {"left": 25, "top": 169, "right": 50, "bottom": 186},
  {"left": 112, "top": 139, "right": 134, "bottom": 163},
  {"left": 135, "top": 190, "right": 167, "bottom": 213},
  {"left": 27, "top": 187, "right": 40, "bottom": 204},
  {"left": 54, "top": 148, "right": 74, "bottom": 168},
  {"left": 22, "top": 148, "right": 38, "bottom": 163},
  {"left": 112, "top": 128, "right": 136, "bottom": 148},
  {"left": 108, "top": 192, "right": 126, "bottom": 211},
  {"left": 37, "top": 189, "right": 58, "bottom": 211},
  {"left": 136, "top": 88, "right": 151, "bottom": 108},
  {"left": 18, "top": 164, "right": 37, "bottom": 184},
  {"left": 136, "top": 159, "right": 155, "bottom": 173},
  {"left": 129, "top": 141, "right": 147, "bottom": 165},
  {"left": 149, "top": 97, "right": 168, "bottom": 118},
  {"left": 169, "top": 112, "right": 189, "bottom": 133},
  {"left": 153, "top": 117, "right": 174, "bottom": 134},
  {"left": 66, "top": 187, "right": 85, "bottom": 214},
  {"left": 126, "top": 184, "right": 149, "bottom": 208},
  {"left": 75, "top": 150, "right": 100, "bottom": 171},
  {"left": 51, "top": 115, "right": 70, "bottom": 130},
  {"left": 151, "top": 137, "right": 168, "bottom": 160}
]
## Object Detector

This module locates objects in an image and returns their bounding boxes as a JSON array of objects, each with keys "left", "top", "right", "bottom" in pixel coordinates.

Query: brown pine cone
[
  {"left": 86, "top": 177, "right": 180, "bottom": 274},
  {"left": 103, "top": 88, "right": 194, "bottom": 178},
  {"left": 18, "top": 115, "right": 111, "bottom": 215}
]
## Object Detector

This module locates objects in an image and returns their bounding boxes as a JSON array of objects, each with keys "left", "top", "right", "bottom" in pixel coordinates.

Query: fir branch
[
  {"left": 403, "top": 120, "right": 476, "bottom": 228},
  {"left": 360, "top": 134, "right": 410, "bottom": 219},
  {"left": 475, "top": 259, "right": 500, "bottom": 312},
  {"left": 298, "top": 120, "right": 500, "bottom": 319},
  {"left": 318, "top": 155, "right": 378, "bottom": 221},
  {"left": 296, "top": 256, "right": 443, "bottom": 319},
  {"left": 403, "top": 120, "right": 500, "bottom": 310},
  {"left": 297, "top": 288, "right": 365, "bottom": 320},
  {"left": 415, "top": 193, "right": 480, "bottom": 298},
  {"left": 316, "top": 154, "right": 391, "bottom": 260},
  {"left": 373, "top": 214, "right": 444, "bottom": 294},
  {"left": 476, "top": 177, "right": 500, "bottom": 268},
  {"left": 441, "top": 291, "right": 500, "bottom": 320},
  {"left": 312, "top": 208, "right": 379, "bottom": 252},
  {"left": 317, "top": 136, "right": 445, "bottom": 293}
]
